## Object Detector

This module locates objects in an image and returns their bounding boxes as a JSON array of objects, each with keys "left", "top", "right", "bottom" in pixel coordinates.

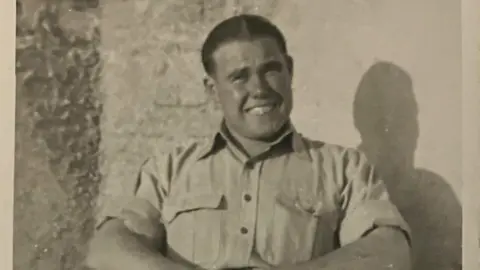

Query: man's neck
[{"left": 223, "top": 122, "right": 291, "bottom": 159}]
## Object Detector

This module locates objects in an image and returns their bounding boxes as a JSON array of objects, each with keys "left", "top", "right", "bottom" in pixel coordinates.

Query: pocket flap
[
  {"left": 162, "top": 192, "right": 224, "bottom": 223},
  {"left": 275, "top": 192, "right": 323, "bottom": 217}
]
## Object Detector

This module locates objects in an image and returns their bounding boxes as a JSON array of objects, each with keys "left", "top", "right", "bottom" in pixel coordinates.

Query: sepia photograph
[{"left": 11, "top": 0, "right": 476, "bottom": 269}]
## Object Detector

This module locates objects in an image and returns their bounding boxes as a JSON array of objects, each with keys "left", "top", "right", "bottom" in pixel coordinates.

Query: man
[{"left": 87, "top": 14, "right": 412, "bottom": 270}]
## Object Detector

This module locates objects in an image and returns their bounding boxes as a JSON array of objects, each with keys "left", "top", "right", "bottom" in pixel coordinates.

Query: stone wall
[{"left": 15, "top": 1, "right": 101, "bottom": 269}]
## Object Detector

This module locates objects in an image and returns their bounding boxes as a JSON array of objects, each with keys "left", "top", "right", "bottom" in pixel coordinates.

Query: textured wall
[
  {"left": 14, "top": 0, "right": 462, "bottom": 269},
  {"left": 15, "top": 1, "right": 101, "bottom": 269}
]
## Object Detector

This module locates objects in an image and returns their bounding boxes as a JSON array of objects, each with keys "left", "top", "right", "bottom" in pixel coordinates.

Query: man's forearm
[
  {"left": 277, "top": 227, "right": 411, "bottom": 270},
  {"left": 86, "top": 219, "right": 191, "bottom": 270}
]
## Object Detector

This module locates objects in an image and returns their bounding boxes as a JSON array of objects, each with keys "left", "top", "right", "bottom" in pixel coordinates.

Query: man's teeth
[{"left": 249, "top": 105, "right": 275, "bottom": 115}]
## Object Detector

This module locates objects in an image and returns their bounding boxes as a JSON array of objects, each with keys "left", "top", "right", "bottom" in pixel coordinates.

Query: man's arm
[
  {"left": 86, "top": 155, "right": 193, "bottom": 270},
  {"left": 277, "top": 148, "right": 412, "bottom": 270},
  {"left": 86, "top": 219, "right": 190, "bottom": 270},
  {"left": 276, "top": 226, "right": 410, "bottom": 270}
]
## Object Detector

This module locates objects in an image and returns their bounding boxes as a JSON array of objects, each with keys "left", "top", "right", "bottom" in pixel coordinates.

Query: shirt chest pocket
[
  {"left": 162, "top": 192, "right": 225, "bottom": 268},
  {"left": 266, "top": 192, "right": 337, "bottom": 265}
]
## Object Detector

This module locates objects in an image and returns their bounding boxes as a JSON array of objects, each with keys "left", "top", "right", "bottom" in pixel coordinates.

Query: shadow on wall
[{"left": 353, "top": 62, "right": 462, "bottom": 270}]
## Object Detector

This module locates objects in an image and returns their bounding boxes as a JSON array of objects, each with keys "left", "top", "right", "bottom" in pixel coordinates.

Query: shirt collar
[{"left": 197, "top": 120, "right": 312, "bottom": 161}]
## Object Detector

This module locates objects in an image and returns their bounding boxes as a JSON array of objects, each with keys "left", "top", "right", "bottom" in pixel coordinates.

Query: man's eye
[
  {"left": 231, "top": 73, "right": 248, "bottom": 83},
  {"left": 265, "top": 69, "right": 281, "bottom": 77},
  {"left": 232, "top": 75, "right": 243, "bottom": 81},
  {"left": 264, "top": 68, "right": 284, "bottom": 81}
]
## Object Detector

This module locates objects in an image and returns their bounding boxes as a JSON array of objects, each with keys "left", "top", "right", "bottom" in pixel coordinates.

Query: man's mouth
[{"left": 245, "top": 103, "right": 278, "bottom": 115}]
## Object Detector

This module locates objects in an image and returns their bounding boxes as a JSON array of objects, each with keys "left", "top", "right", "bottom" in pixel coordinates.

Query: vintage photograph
[{"left": 14, "top": 0, "right": 464, "bottom": 269}]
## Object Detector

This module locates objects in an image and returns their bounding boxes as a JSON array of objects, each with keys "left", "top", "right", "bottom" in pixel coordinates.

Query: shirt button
[
  {"left": 243, "top": 194, "right": 252, "bottom": 202},
  {"left": 240, "top": 227, "right": 249, "bottom": 234},
  {"left": 245, "top": 161, "right": 254, "bottom": 170}
]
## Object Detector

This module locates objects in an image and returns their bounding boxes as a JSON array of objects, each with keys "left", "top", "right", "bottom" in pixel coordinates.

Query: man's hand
[
  {"left": 87, "top": 219, "right": 192, "bottom": 270},
  {"left": 121, "top": 208, "right": 164, "bottom": 248},
  {"left": 270, "top": 227, "right": 411, "bottom": 270},
  {"left": 118, "top": 199, "right": 165, "bottom": 248},
  {"left": 249, "top": 252, "right": 272, "bottom": 270}
]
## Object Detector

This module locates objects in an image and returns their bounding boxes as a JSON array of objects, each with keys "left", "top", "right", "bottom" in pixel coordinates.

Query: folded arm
[
  {"left": 86, "top": 218, "right": 190, "bottom": 270},
  {"left": 276, "top": 226, "right": 410, "bottom": 270},
  {"left": 277, "top": 149, "right": 412, "bottom": 270},
  {"left": 86, "top": 156, "right": 192, "bottom": 270}
]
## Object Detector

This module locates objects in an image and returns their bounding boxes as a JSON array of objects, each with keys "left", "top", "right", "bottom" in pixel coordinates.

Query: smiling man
[{"left": 87, "top": 14, "right": 412, "bottom": 270}]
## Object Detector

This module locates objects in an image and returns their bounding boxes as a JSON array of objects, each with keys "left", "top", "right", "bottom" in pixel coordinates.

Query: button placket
[
  {"left": 245, "top": 160, "right": 262, "bottom": 260},
  {"left": 241, "top": 161, "right": 256, "bottom": 236},
  {"left": 232, "top": 160, "right": 260, "bottom": 265}
]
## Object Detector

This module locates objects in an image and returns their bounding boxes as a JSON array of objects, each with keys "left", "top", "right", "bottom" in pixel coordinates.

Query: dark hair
[{"left": 201, "top": 14, "right": 288, "bottom": 75}]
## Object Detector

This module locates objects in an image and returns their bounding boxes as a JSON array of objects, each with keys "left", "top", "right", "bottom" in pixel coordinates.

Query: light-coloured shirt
[{"left": 96, "top": 122, "right": 411, "bottom": 269}]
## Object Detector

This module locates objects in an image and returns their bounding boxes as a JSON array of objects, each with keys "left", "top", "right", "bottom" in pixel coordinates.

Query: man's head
[{"left": 202, "top": 14, "right": 294, "bottom": 141}]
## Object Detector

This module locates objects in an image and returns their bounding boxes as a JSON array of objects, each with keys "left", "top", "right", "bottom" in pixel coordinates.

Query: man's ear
[
  {"left": 204, "top": 76, "right": 221, "bottom": 110},
  {"left": 203, "top": 75, "right": 217, "bottom": 100}
]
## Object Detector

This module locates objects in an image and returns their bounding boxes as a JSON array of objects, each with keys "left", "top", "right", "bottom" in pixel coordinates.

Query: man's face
[{"left": 206, "top": 37, "right": 294, "bottom": 141}]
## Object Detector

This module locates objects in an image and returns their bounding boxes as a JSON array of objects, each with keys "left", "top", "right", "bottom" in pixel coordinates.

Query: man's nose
[{"left": 248, "top": 75, "right": 271, "bottom": 97}]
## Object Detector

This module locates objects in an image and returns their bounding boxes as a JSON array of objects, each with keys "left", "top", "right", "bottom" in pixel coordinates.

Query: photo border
[
  {"left": 461, "top": 0, "right": 480, "bottom": 269},
  {"left": 0, "top": 1, "right": 477, "bottom": 269},
  {"left": 0, "top": 0, "right": 15, "bottom": 269}
]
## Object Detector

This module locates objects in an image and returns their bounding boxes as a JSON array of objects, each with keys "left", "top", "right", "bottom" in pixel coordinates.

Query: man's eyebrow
[
  {"left": 227, "top": 66, "right": 249, "bottom": 79},
  {"left": 259, "top": 59, "right": 283, "bottom": 72}
]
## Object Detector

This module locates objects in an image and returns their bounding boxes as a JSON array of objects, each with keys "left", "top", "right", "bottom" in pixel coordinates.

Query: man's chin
[{"left": 247, "top": 123, "right": 288, "bottom": 141}]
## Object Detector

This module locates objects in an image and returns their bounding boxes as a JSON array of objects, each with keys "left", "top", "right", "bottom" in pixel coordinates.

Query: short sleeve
[
  {"left": 338, "top": 149, "right": 411, "bottom": 246},
  {"left": 95, "top": 153, "right": 171, "bottom": 230}
]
